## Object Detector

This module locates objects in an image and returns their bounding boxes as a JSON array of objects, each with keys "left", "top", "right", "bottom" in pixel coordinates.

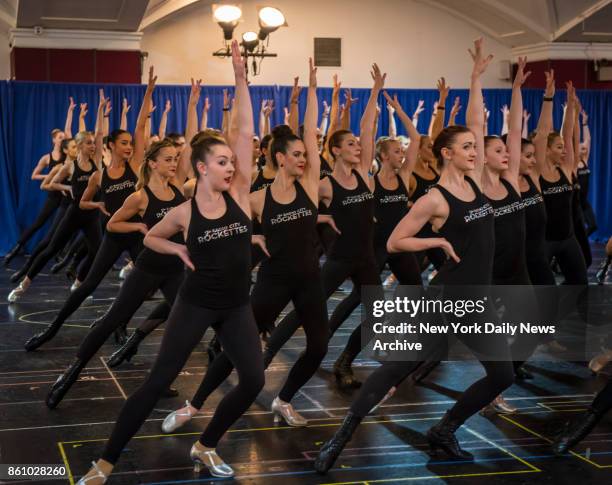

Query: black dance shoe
[
  {"left": 314, "top": 412, "right": 362, "bottom": 474},
  {"left": 3, "top": 243, "right": 23, "bottom": 266},
  {"left": 333, "top": 351, "right": 362, "bottom": 389},
  {"left": 113, "top": 326, "right": 128, "bottom": 345},
  {"left": 552, "top": 409, "right": 602, "bottom": 455},
  {"left": 107, "top": 329, "right": 145, "bottom": 368},
  {"left": 514, "top": 366, "right": 534, "bottom": 380},
  {"left": 426, "top": 411, "right": 474, "bottom": 461},
  {"left": 46, "top": 359, "right": 85, "bottom": 409},
  {"left": 24, "top": 324, "right": 60, "bottom": 351}
]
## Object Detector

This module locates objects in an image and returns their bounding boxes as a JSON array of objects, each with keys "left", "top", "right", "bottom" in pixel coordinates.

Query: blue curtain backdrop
[{"left": 0, "top": 80, "right": 610, "bottom": 254}]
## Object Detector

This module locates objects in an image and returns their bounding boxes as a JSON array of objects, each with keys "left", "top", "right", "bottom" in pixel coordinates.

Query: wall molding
[
  {"left": 511, "top": 41, "right": 612, "bottom": 61},
  {"left": 9, "top": 28, "right": 142, "bottom": 50}
]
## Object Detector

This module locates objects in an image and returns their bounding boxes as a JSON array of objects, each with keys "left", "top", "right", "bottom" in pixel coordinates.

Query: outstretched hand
[
  {"left": 370, "top": 63, "right": 386, "bottom": 91},
  {"left": 544, "top": 69, "right": 555, "bottom": 98},
  {"left": 513, "top": 56, "right": 531, "bottom": 87},
  {"left": 230, "top": 40, "right": 246, "bottom": 80},
  {"left": 308, "top": 57, "right": 317, "bottom": 88},
  {"left": 468, "top": 37, "right": 494, "bottom": 77}
]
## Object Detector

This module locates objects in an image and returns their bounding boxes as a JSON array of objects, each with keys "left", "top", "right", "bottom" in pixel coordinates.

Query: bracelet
[
  {"left": 104, "top": 115, "right": 110, "bottom": 118},
  {"left": 543, "top": 96, "right": 554, "bottom": 102},
  {"left": 223, "top": 108, "right": 230, "bottom": 112},
  {"left": 582, "top": 123, "right": 587, "bottom": 126},
  {"left": 437, "top": 107, "right": 445, "bottom": 110}
]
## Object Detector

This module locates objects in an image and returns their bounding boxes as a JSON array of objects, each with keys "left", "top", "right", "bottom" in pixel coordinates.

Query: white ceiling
[{"left": 1, "top": 0, "right": 611, "bottom": 47}]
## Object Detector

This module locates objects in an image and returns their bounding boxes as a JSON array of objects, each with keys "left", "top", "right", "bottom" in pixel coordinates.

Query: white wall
[
  {"left": 141, "top": 0, "right": 513, "bottom": 88},
  {"left": 0, "top": 24, "right": 10, "bottom": 79}
]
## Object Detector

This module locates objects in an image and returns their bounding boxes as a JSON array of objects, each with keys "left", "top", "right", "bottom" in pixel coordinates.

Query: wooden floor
[{"left": 1, "top": 245, "right": 610, "bottom": 485}]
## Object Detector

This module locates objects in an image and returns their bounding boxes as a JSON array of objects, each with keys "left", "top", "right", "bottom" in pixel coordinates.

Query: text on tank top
[
  {"left": 577, "top": 165, "right": 590, "bottom": 206},
  {"left": 540, "top": 167, "right": 574, "bottom": 241},
  {"left": 180, "top": 191, "right": 252, "bottom": 309},
  {"left": 259, "top": 181, "right": 319, "bottom": 278},
  {"left": 488, "top": 178, "right": 527, "bottom": 282},
  {"left": 430, "top": 176, "right": 495, "bottom": 285},
  {"left": 373, "top": 174, "right": 409, "bottom": 248},
  {"left": 101, "top": 163, "right": 138, "bottom": 215},
  {"left": 520, "top": 174, "right": 547, "bottom": 252},
  {"left": 320, "top": 156, "right": 333, "bottom": 179},
  {"left": 136, "top": 184, "right": 186, "bottom": 274},
  {"left": 250, "top": 170, "right": 275, "bottom": 192},
  {"left": 410, "top": 170, "right": 440, "bottom": 202},
  {"left": 326, "top": 170, "right": 375, "bottom": 261}
]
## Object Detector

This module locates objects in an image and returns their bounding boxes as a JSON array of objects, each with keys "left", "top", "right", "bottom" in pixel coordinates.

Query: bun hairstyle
[
  {"left": 190, "top": 130, "right": 227, "bottom": 178},
  {"left": 136, "top": 139, "right": 175, "bottom": 190},
  {"left": 327, "top": 129, "right": 352, "bottom": 160},
  {"left": 270, "top": 124, "right": 300, "bottom": 169},
  {"left": 376, "top": 137, "right": 401, "bottom": 162},
  {"left": 107, "top": 129, "right": 130, "bottom": 149},
  {"left": 59, "top": 138, "right": 74, "bottom": 162},
  {"left": 484, "top": 135, "right": 502, "bottom": 148},
  {"left": 51, "top": 128, "right": 63, "bottom": 140},
  {"left": 432, "top": 125, "right": 472, "bottom": 166}
]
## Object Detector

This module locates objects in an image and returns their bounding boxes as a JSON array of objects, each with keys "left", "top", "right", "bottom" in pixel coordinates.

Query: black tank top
[
  {"left": 180, "top": 191, "right": 252, "bottom": 309},
  {"left": 577, "top": 164, "right": 590, "bottom": 207},
  {"left": 373, "top": 174, "right": 409, "bottom": 249},
  {"left": 571, "top": 173, "right": 584, "bottom": 226},
  {"left": 488, "top": 178, "right": 529, "bottom": 284},
  {"left": 430, "top": 176, "right": 495, "bottom": 285},
  {"left": 326, "top": 170, "right": 375, "bottom": 262},
  {"left": 59, "top": 175, "right": 72, "bottom": 208},
  {"left": 136, "top": 185, "right": 186, "bottom": 274},
  {"left": 320, "top": 156, "right": 333, "bottom": 179},
  {"left": 251, "top": 170, "right": 275, "bottom": 192},
  {"left": 49, "top": 151, "right": 63, "bottom": 170},
  {"left": 259, "top": 182, "right": 318, "bottom": 279},
  {"left": 71, "top": 159, "right": 97, "bottom": 205},
  {"left": 540, "top": 168, "right": 574, "bottom": 241},
  {"left": 520, "top": 174, "right": 547, "bottom": 261},
  {"left": 410, "top": 170, "right": 439, "bottom": 202},
  {"left": 101, "top": 163, "right": 138, "bottom": 215}
]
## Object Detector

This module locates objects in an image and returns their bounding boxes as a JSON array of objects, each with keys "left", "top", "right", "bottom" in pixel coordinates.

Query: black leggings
[
  {"left": 191, "top": 274, "right": 328, "bottom": 408},
  {"left": 77, "top": 267, "right": 183, "bottom": 362},
  {"left": 546, "top": 236, "right": 588, "bottom": 285},
  {"left": 27, "top": 205, "right": 101, "bottom": 281},
  {"left": 264, "top": 257, "right": 382, "bottom": 366},
  {"left": 48, "top": 232, "right": 143, "bottom": 331},
  {"left": 350, "top": 331, "right": 514, "bottom": 419},
  {"left": 574, "top": 211, "right": 592, "bottom": 268},
  {"left": 581, "top": 201, "right": 598, "bottom": 237},
  {"left": 101, "top": 298, "right": 264, "bottom": 464},
  {"left": 321, "top": 246, "right": 421, "bottom": 341},
  {"left": 592, "top": 380, "right": 612, "bottom": 415},
  {"left": 17, "top": 203, "right": 68, "bottom": 275},
  {"left": 18, "top": 195, "right": 61, "bottom": 245}
]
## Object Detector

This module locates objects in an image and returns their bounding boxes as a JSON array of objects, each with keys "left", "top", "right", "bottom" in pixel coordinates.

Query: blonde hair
[
  {"left": 74, "top": 131, "right": 94, "bottom": 146},
  {"left": 136, "top": 140, "right": 175, "bottom": 190}
]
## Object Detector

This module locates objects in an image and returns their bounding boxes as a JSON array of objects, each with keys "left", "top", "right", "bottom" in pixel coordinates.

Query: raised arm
[
  {"left": 93, "top": 90, "right": 106, "bottom": 168},
  {"left": 102, "top": 98, "right": 112, "bottom": 137},
  {"left": 500, "top": 104, "right": 509, "bottom": 135},
  {"left": 560, "top": 81, "right": 576, "bottom": 175},
  {"left": 341, "top": 89, "right": 357, "bottom": 131},
  {"left": 120, "top": 98, "right": 130, "bottom": 131},
  {"left": 301, "top": 58, "right": 321, "bottom": 200},
  {"left": 533, "top": 70, "right": 555, "bottom": 177},
  {"left": 78, "top": 103, "right": 88, "bottom": 132},
  {"left": 522, "top": 109, "right": 530, "bottom": 139},
  {"left": 322, "top": 74, "right": 342, "bottom": 159},
  {"left": 466, "top": 38, "right": 494, "bottom": 185},
  {"left": 200, "top": 97, "right": 210, "bottom": 132},
  {"left": 431, "top": 78, "right": 449, "bottom": 140},
  {"left": 130, "top": 66, "right": 157, "bottom": 174},
  {"left": 448, "top": 97, "right": 461, "bottom": 127},
  {"left": 505, "top": 56, "right": 530, "bottom": 187},
  {"left": 228, "top": 40, "right": 255, "bottom": 199},
  {"left": 222, "top": 89, "right": 231, "bottom": 139},
  {"left": 180, "top": 78, "right": 202, "bottom": 181},
  {"left": 258, "top": 100, "right": 267, "bottom": 138},
  {"left": 572, "top": 95, "right": 582, "bottom": 175},
  {"left": 580, "top": 109, "right": 591, "bottom": 164},
  {"left": 359, "top": 63, "right": 386, "bottom": 175},
  {"left": 159, "top": 100, "right": 171, "bottom": 139},
  {"left": 412, "top": 100, "right": 425, "bottom": 130},
  {"left": 387, "top": 98, "right": 397, "bottom": 138},
  {"left": 64, "top": 97, "right": 76, "bottom": 138},
  {"left": 384, "top": 92, "right": 420, "bottom": 185},
  {"left": 320, "top": 100, "right": 330, "bottom": 137},
  {"left": 288, "top": 76, "right": 301, "bottom": 133}
]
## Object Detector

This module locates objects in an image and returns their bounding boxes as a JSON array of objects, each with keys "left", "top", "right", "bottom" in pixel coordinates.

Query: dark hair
[
  {"left": 59, "top": 138, "right": 73, "bottom": 163},
  {"left": 484, "top": 135, "right": 502, "bottom": 148},
  {"left": 270, "top": 125, "right": 300, "bottom": 169},
  {"left": 166, "top": 132, "right": 185, "bottom": 143},
  {"left": 137, "top": 139, "right": 175, "bottom": 190},
  {"left": 107, "top": 129, "right": 130, "bottom": 149},
  {"left": 419, "top": 135, "right": 432, "bottom": 150},
  {"left": 51, "top": 128, "right": 63, "bottom": 139},
  {"left": 260, "top": 134, "right": 272, "bottom": 152},
  {"left": 190, "top": 131, "right": 227, "bottom": 178},
  {"left": 501, "top": 134, "right": 534, "bottom": 151},
  {"left": 432, "top": 125, "right": 472, "bottom": 166},
  {"left": 547, "top": 131, "right": 561, "bottom": 147},
  {"left": 528, "top": 130, "right": 538, "bottom": 141},
  {"left": 328, "top": 129, "right": 352, "bottom": 160}
]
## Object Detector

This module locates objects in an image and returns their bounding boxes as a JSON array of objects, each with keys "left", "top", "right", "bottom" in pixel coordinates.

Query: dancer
[
  {"left": 10, "top": 138, "right": 78, "bottom": 283},
  {"left": 162, "top": 58, "right": 329, "bottom": 433},
  {"left": 315, "top": 38, "right": 515, "bottom": 472},
  {"left": 577, "top": 109, "right": 597, "bottom": 236},
  {"left": 76, "top": 40, "right": 263, "bottom": 484},
  {"left": 263, "top": 62, "right": 386, "bottom": 390},
  {"left": 540, "top": 81, "right": 587, "bottom": 284},
  {"left": 45, "top": 136, "right": 191, "bottom": 408},
  {"left": 22, "top": 71, "right": 155, "bottom": 350},
  {"left": 8, "top": 96, "right": 106, "bottom": 303},
  {"left": 4, "top": 100, "right": 75, "bottom": 265},
  {"left": 251, "top": 134, "right": 276, "bottom": 191}
]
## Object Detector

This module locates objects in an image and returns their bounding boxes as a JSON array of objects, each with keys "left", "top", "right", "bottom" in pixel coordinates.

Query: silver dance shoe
[
  {"left": 271, "top": 396, "right": 308, "bottom": 426},
  {"left": 76, "top": 461, "right": 108, "bottom": 484},
  {"left": 8, "top": 281, "right": 27, "bottom": 303},
  {"left": 190, "top": 443, "right": 234, "bottom": 478},
  {"left": 480, "top": 394, "right": 517, "bottom": 415},
  {"left": 161, "top": 400, "right": 197, "bottom": 433}
]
